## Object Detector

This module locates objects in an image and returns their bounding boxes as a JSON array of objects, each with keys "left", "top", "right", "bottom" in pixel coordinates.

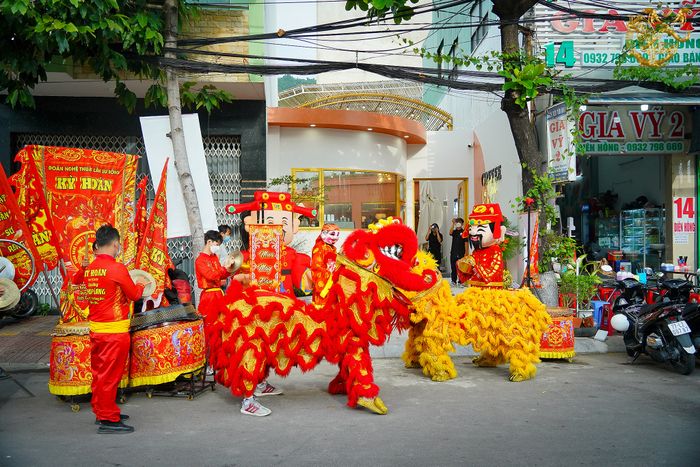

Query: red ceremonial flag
[
  {"left": 11, "top": 145, "right": 139, "bottom": 323},
  {"left": 134, "top": 176, "right": 149, "bottom": 248},
  {"left": 0, "top": 165, "right": 43, "bottom": 288},
  {"left": 135, "top": 159, "right": 173, "bottom": 304},
  {"left": 9, "top": 146, "right": 63, "bottom": 272}
]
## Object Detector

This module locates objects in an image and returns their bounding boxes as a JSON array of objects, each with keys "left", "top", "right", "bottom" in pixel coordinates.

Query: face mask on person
[
  {"left": 210, "top": 243, "right": 221, "bottom": 254},
  {"left": 455, "top": 223, "right": 462, "bottom": 229}
]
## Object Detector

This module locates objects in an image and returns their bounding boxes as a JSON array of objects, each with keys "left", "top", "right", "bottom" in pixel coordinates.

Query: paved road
[{"left": 1, "top": 354, "right": 699, "bottom": 467}]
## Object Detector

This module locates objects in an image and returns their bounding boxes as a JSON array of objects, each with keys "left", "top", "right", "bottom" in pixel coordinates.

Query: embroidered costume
[{"left": 82, "top": 254, "right": 144, "bottom": 422}]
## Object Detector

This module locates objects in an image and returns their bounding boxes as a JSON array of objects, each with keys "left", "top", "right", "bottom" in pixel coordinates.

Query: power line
[
  {"left": 179, "top": 0, "right": 478, "bottom": 47},
  {"left": 537, "top": 0, "right": 700, "bottom": 24}
]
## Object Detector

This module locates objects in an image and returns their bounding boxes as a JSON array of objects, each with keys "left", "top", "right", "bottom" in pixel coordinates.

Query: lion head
[{"left": 342, "top": 218, "right": 437, "bottom": 292}]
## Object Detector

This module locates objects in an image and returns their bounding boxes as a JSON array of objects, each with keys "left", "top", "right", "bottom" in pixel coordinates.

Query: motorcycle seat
[
  {"left": 618, "top": 278, "right": 642, "bottom": 290},
  {"left": 661, "top": 279, "right": 692, "bottom": 291},
  {"left": 637, "top": 302, "right": 667, "bottom": 316},
  {"left": 682, "top": 302, "right": 699, "bottom": 315}
]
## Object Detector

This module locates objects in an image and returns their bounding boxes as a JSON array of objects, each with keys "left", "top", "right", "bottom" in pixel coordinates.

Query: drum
[
  {"left": 129, "top": 318, "right": 206, "bottom": 388},
  {"left": 129, "top": 303, "right": 201, "bottom": 332},
  {"left": 48, "top": 322, "right": 129, "bottom": 396},
  {"left": 539, "top": 308, "right": 576, "bottom": 360}
]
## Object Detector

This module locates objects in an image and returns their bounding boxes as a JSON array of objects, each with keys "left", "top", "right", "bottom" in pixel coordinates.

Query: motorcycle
[
  {"left": 653, "top": 273, "right": 700, "bottom": 354},
  {"left": 611, "top": 278, "right": 696, "bottom": 375}
]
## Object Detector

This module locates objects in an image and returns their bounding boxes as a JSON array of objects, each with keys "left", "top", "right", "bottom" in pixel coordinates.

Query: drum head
[
  {"left": 130, "top": 269, "right": 157, "bottom": 297},
  {"left": 0, "top": 278, "right": 21, "bottom": 312},
  {"left": 0, "top": 257, "right": 16, "bottom": 281}
]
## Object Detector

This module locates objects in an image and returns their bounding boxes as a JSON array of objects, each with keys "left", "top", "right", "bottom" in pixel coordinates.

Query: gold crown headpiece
[{"left": 368, "top": 217, "right": 400, "bottom": 233}]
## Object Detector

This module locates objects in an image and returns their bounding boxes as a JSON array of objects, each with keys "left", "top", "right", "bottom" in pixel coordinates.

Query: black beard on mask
[{"left": 469, "top": 234, "right": 483, "bottom": 250}]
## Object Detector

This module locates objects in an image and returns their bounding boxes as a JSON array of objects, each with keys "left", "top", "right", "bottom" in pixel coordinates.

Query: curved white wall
[
  {"left": 267, "top": 126, "right": 407, "bottom": 179},
  {"left": 267, "top": 125, "right": 408, "bottom": 256}
]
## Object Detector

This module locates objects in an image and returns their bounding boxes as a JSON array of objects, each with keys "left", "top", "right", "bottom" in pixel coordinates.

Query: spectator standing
[
  {"left": 449, "top": 218, "right": 467, "bottom": 285},
  {"left": 425, "top": 223, "right": 443, "bottom": 266}
]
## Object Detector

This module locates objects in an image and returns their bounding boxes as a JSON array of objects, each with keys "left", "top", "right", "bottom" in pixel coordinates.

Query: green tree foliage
[
  {"left": 0, "top": 0, "right": 231, "bottom": 112},
  {"left": 344, "top": 0, "right": 419, "bottom": 23}
]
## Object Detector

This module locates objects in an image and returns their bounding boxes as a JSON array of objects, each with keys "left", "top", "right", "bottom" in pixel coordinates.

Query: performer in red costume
[
  {"left": 457, "top": 203, "right": 506, "bottom": 288},
  {"left": 82, "top": 225, "right": 145, "bottom": 434},
  {"left": 196, "top": 227, "right": 282, "bottom": 416},
  {"left": 223, "top": 191, "right": 317, "bottom": 415},
  {"left": 226, "top": 191, "right": 316, "bottom": 297},
  {"left": 311, "top": 223, "right": 340, "bottom": 306},
  {"left": 195, "top": 230, "right": 236, "bottom": 325}
]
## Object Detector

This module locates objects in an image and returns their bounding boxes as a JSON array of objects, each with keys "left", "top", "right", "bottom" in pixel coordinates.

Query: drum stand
[
  {"left": 145, "top": 364, "right": 215, "bottom": 401},
  {"left": 0, "top": 366, "right": 35, "bottom": 397}
]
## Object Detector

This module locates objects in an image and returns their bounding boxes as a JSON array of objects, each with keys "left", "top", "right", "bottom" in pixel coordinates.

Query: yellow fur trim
[{"left": 401, "top": 265, "right": 552, "bottom": 382}]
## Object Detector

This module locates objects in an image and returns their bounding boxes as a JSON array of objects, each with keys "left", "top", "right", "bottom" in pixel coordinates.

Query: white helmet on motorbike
[{"left": 611, "top": 314, "right": 630, "bottom": 332}]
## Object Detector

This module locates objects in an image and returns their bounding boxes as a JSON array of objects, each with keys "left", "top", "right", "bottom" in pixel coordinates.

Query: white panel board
[{"left": 139, "top": 114, "right": 218, "bottom": 238}]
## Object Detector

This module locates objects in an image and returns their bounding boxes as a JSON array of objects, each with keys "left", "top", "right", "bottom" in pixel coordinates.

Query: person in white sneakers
[{"left": 240, "top": 381, "right": 283, "bottom": 417}]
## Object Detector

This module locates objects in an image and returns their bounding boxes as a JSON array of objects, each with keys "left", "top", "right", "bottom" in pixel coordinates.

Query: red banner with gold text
[
  {"left": 135, "top": 160, "right": 173, "bottom": 303},
  {"left": 0, "top": 165, "right": 42, "bottom": 289},
  {"left": 249, "top": 224, "right": 283, "bottom": 292},
  {"left": 10, "top": 147, "right": 63, "bottom": 272},
  {"left": 134, "top": 176, "right": 149, "bottom": 249},
  {"left": 11, "top": 146, "right": 138, "bottom": 322}
]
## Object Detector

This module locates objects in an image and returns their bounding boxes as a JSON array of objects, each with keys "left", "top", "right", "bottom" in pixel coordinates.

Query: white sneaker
[
  {"left": 240, "top": 398, "right": 271, "bottom": 417},
  {"left": 254, "top": 382, "right": 283, "bottom": 397}
]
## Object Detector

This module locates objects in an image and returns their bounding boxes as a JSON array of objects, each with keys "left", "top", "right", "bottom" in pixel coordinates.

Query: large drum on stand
[
  {"left": 539, "top": 307, "right": 576, "bottom": 361},
  {"left": 128, "top": 304, "right": 207, "bottom": 391},
  {"left": 48, "top": 322, "right": 129, "bottom": 411}
]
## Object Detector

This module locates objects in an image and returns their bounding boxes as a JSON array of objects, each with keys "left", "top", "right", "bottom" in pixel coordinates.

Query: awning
[{"left": 586, "top": 95, "right": 700, "bottom": 106}]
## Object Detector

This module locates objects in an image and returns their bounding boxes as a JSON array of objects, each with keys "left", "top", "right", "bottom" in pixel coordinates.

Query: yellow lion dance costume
[{"left": 402, "top": 252, "right": 551, "bottom": 382}]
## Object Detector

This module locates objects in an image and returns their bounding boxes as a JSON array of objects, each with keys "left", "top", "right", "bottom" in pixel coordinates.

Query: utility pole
[{"left": 163, "top": 0, "right": 205, "bottom": 295}]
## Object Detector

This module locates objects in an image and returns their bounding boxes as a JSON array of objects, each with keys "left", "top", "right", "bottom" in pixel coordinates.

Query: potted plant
[{"left": 558, "top": 256, "right": 602, "bottom": 332}]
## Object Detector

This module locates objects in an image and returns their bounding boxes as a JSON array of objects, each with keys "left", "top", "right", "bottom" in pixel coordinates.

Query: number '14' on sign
[{"left": 545, "top": 41, "right": 575, "bottom": 68}]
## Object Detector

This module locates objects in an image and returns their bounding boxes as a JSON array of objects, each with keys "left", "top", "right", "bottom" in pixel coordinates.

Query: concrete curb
[{"left": 370, "top": 332, "right": 627, "bottom": 359}]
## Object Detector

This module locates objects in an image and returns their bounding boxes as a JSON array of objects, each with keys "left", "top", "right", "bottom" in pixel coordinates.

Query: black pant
[
  {"left": 429, "top": 248, "right": 441, "bottom": 267},
  {"left": 450, "top": 254, "right": 462, "bottom": 283}
]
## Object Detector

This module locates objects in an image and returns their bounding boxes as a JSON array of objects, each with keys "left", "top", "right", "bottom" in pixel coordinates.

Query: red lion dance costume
[{"left": 206, "top": 218, "right": 437, "bottom": 414}]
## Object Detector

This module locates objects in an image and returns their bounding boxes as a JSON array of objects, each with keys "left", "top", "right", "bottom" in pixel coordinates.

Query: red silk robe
[
  {"left": 82, "top": 254, "right": 144, "bottom": 422},
  {"left": 456, "top": 243, "right": 504, "bottom": 288},
  {"left": 195, "top": 252, "right": 230, "bottom": 324},
  {"left": 311, "top": 240, "right": 337, "bottom": 305}
]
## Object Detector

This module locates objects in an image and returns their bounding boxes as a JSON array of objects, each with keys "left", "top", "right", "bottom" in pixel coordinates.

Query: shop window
[
  {"left": 291, "top": 169, "right": 322, "bottom": 228},
  {"left": 291, "top": 169, "right": 400, "bottom": 229}
]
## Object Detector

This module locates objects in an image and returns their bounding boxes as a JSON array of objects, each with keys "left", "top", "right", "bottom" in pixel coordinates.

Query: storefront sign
[
  {"left": 579, "top": 109, "right": 688, "bottom": 155},
  {"left": 672, "top": 196, "right": 696, "bottom": 244},
  {"left": 546, "top": 104, "right": 576, "bottom": 182},
  {"left": 537, "top": 3, "right": 700, "bottom": 69},
  {"left": 580, "top": 41, "right": 700, "bottom": 67}
]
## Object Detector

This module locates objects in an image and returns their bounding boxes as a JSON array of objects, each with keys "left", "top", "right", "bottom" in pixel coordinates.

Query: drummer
[{"left": 82, "top": 225, "right": 146, "bottom": 434}]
